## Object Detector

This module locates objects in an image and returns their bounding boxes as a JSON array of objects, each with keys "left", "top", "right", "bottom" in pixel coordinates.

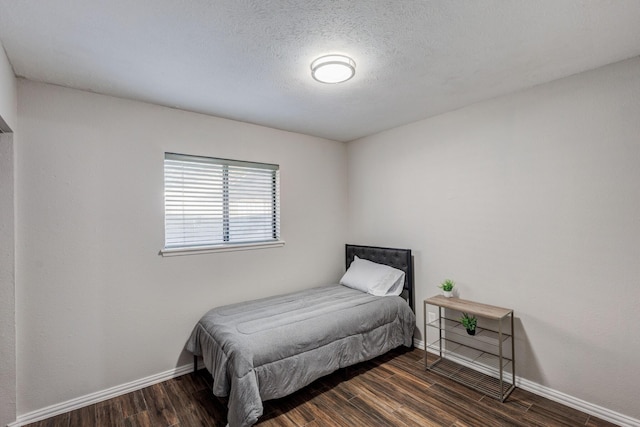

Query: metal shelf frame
[{"left": 424, "top": 296, "right": 516, "bottom": 402}]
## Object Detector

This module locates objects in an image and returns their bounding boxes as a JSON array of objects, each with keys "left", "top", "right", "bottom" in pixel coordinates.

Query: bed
[{"left": 185, "top": 244, "right": 416, "bottom": 427}]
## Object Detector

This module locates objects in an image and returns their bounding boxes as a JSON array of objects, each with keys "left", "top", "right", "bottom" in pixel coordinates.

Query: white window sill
[{"left": 160, "top": 240, "right": 285, "bottom": 257}]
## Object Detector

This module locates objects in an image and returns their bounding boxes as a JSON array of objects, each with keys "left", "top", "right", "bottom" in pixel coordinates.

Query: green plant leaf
[{"left": 439, "top": 279, "right": 455, "bottom": 291}]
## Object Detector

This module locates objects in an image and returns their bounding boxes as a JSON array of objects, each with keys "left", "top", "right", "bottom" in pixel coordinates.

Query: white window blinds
[{"left": 164, "top": 153, "right": 280, "bottom": 250}]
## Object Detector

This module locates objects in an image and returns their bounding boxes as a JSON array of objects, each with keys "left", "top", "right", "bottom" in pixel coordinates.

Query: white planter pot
[{"left": 443, "top": 290, "right": 453, "bottom": 298}]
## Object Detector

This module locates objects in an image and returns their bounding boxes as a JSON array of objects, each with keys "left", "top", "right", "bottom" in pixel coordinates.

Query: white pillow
[{"left": 339, "top": 256, "right": 406, "bottom": 296}]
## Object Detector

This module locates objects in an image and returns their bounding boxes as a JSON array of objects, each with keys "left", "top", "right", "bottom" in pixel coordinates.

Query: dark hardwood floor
[{"left": 26, "top": 347, "right": 618, "bottom": 427}]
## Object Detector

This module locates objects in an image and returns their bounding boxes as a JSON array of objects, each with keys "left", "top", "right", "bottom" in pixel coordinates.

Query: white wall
[
  {"left": 15, "top": 80, "right": 347, "bottom": 414},
  {"left": 0, "top": 40, "right": 17, "bottom": 427},
  {"left": 0, "top": 133, "right": 16, "bottom": 427},
  {"left": 347, "top": 56, "right": 640, "bottom": 420},
  {"left": 0, "top": 42, "right": 17, "bottom": 130}
]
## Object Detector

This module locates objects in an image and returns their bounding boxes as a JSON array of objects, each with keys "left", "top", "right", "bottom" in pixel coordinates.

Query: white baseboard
[
  {"left": 8, "top": 362, "right": 199, "bottom": 427},
  {"left": 414, "top": 338, "right": 639, "bottom": 427}
]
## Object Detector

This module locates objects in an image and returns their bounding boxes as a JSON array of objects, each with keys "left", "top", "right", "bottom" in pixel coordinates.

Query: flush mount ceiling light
[{"left": 311, "top": 54, "right": 356, "bottom": 84}]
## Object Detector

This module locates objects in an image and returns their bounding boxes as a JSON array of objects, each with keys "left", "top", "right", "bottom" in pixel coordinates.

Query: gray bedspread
[{"left": 185, "top": 284, "right": 415, "bottom": 427}]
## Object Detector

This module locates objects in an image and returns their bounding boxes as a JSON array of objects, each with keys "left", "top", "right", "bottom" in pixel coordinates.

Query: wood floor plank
[
  {"left": 524, "top": 402, "right": 591, "bottom": 427},
  {"left": 68, "top": 403, "right": 95, "bottom": 427},
  {"left": 321, "top": 376, "right": 359, "bottom": 401},
  {"left": 95, "top": 400, "right": 123, "bottom": 427},
  {"left": 492, "top": 388, "right": 532, "bottom": 413},
  {"left": 174, "top": 372, "right": 208, "bottom": 394},
  {"left": 479, "top": 394, "right": 528, "bottom": 414},
  {"left": 428, "top": 382, "right": 521, "bottom": 426},
  {"left": 358, "top": 358, "right": 397, "bottom": 380},
  {"left": 530, "top": 395, "right": 591, "bottom": 424},
  {"left": 506, "top": 386, "right": 539, "bottom": 406},
  {"left": 358, "top": 366, "right": 457, "bottom": 423},
  {"left": 164, "top": 375, "right": 216, "bottom": 427},
  {"left": 122, "top": 411, "right": 153, "bottom": 427},
  {"left": 302, "top": 392, "right": 351, "bottom": 427},
  {"left": 586, "top": 415, "right": 621, "bottom": 426},
  {"left": 356, "top": 366, "right": 459, "bottom": 426},
  {"left": 348, "top": 395, "right": 410, "bottom": 426},
  {"left": 254, "top": 407, "right": 299, "bottom": 427},
  {"left": 140, "top": 383, "right": 179, "bottom": 427},
  {"left": 386, "top": 353, "right": 439, "bottom": 384},
  {"left": 191, "top": 370, "right": 214, "bottom": 391},
  {"left": 431, "top": 374, "right": 486, "bottom": 401},
  {"left": 31, "top": 413, "right": 69, "bottom": 427},
  {"left": 395, "top": 383, "right": 468, "bottom": 426},
  {"left": 392, "top": 366, "right": 455, "bottom": 401},
  {"left": 318, "top": 385, "right": 393, "bottom": 427},
  {"left": 347, "top": 373, "right": 403, "bottom": 414},
  {"left": 476, "top": 395, "right": 534, "bottom": 427},
  {"left": 179, "top": 409, "right": 222, "bottom": 427},
  {"left": 191, "top": 388, "right": 227, "bottom": 426},
  {"left": 392, "top": 405, "right": 453, "bottom": 427},
  {"left": 264, "top": 391, "right": 317, "bottom": 425},
  {"left": 306, "top": 371, "right": 348, "bottom": 398},
  {"left": 115, "top": 389, "right": 146, "bottom": 419}
]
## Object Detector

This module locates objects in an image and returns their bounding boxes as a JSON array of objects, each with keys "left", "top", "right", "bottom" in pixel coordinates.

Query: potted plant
[
  {"left": 439, "top": 279, "right": 455, "bottom": 298},
  {"left": 460, "top": 313, "right": 477, "bottom": 335}
]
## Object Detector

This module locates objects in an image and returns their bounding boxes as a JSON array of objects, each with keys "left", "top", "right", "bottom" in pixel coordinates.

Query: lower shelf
[
  {"left": 426, "top": 339, "right": 513, "bottom": 371},
  {"left": 427, "top": 356, "right": 515, "bottom": 401}
]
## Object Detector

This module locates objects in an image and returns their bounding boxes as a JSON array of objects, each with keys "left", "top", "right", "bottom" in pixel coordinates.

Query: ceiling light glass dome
[{"left": 311, "top": 55, "right": 356, "bottom": 84}]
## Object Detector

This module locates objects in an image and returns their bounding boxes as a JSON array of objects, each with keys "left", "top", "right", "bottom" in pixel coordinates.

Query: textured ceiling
[{"left": 1, "top": 1, "right": 640, "bottom": 142}]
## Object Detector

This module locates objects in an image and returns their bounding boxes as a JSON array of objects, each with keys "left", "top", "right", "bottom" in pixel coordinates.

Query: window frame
[{"left": 160, "top": 152, "right": 284, "bottom": 256}]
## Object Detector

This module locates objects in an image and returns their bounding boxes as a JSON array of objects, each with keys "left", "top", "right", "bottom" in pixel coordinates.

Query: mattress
[{"left": 185, "top": 284, "right": 416, "bottom": 427}]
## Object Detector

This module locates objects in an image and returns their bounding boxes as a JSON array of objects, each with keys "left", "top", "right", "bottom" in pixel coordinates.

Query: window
[{"left": 163, "top": 152, "right": 282, "bottom": 255}]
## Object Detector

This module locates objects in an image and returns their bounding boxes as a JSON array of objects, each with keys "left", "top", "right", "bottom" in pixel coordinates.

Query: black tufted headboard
[{"left": 345, "top": 244, "right": 414, "bottom": 311}]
